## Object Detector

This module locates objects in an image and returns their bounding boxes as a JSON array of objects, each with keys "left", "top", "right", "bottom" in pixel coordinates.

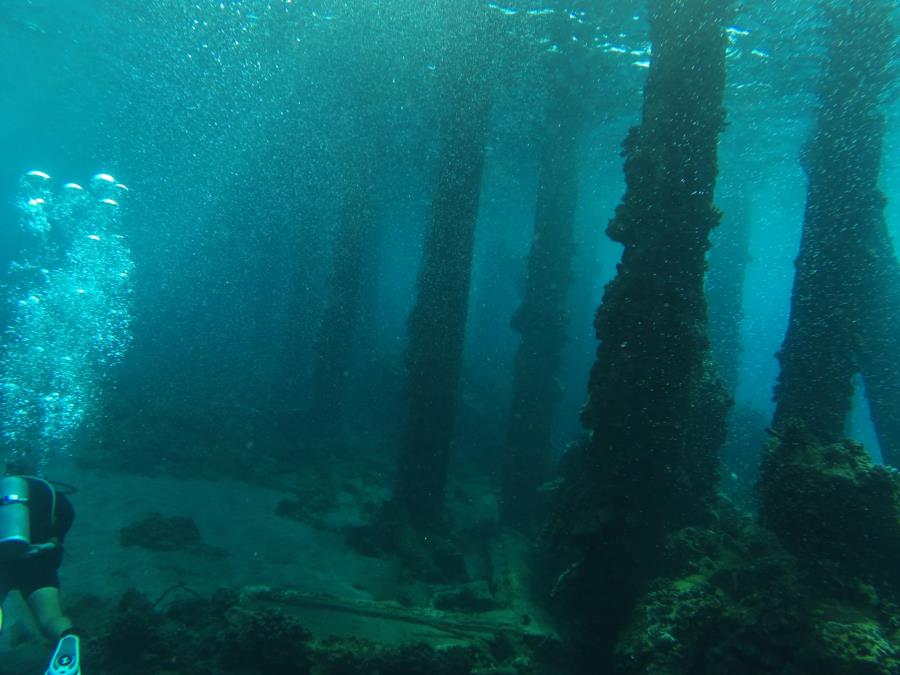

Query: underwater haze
[{"left": 0, "top": 1, "right": 899, "bottom": 674}]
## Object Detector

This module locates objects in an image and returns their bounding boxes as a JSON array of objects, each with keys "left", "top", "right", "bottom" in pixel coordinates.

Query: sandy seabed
[{"left": 0, "top": 455, "right": 396, "bottom": 671}]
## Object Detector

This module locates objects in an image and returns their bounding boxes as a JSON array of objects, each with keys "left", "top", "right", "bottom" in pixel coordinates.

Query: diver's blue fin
[{"left": 45, "top": 634, "right": 80, "bottom": 675}]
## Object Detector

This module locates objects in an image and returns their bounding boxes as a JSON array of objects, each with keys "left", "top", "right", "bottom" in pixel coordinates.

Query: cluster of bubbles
[{"left": 1, "top": 171, "right": 135, "bottom": 470}]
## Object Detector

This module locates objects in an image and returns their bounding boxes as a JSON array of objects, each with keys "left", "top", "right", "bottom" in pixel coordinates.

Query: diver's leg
[
  {"left": 0, "top": 567, "right": 10, "bottom": 635},
  {"left": 0, "top": 586, "right": 6, "bottom": 634},
  {"left": 28, "top": 587, "right": 80, "bottom": 675},
  {"left": 26, "top": 586, "right": 73, "bottom": 641}
]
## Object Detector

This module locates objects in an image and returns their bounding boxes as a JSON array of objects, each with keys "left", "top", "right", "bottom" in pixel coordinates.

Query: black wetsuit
[{"left": 0, "top": 477, "right": 74, "bottom": 597}]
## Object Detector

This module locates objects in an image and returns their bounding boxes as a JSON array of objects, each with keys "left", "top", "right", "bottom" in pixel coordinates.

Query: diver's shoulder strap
[{"left": 21, "top": 476, "right": 57, "bottom": 530}]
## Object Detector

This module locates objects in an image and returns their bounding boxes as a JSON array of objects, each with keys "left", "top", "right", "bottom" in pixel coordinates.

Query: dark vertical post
[
  {"left": 546, "top": 0, "right": 734, "bottom": 662},
  {"left": 502, "top": 85, "right": 580, "bottom": 528},
  {"left": 772, "top": 0, "right": 898, "bottom": 459},
  {"left": 394, "top": 77, "right": 491, "bottom": 527},
  {"left": 859, "top": 283, "right": 900, "bottom": 466},
  {"left": 580, "top": 0, "right": 733, "bottom": 546},
  {"left": 838, "top": 0, "right": 900, "bottom": 466}
]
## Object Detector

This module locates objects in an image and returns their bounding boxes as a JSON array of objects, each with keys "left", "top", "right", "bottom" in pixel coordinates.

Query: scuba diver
[{"left": 0, "top": 472, "right": 80, "bottom": 675}]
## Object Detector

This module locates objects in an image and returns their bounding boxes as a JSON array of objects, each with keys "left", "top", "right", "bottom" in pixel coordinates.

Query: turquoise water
[
  {"left": 0, "top": 1, "right": 898, "bottom": 673},
  {"left": 2, "top": 0, "right": 895, "bottom": 466}
]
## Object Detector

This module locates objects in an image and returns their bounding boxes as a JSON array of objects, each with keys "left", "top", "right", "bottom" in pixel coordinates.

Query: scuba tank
[{"left": 0, "top": 475, "right": 31, "bottom": 560}]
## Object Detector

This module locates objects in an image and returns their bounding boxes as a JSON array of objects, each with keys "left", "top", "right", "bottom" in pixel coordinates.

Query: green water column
[
  {"left": 394, "top": 78, "right": 492, "bottom": 527},
  {"left": 309, "top": 157, "right": 378, "bottom": 439},
  {"left": 772, "top": 1, "right": 899, "bottom": 464},
  {"left": 708, "top": 195, "right": 761, "bottom": 496},
  {"left": 707, "top": 195, "right": 751, "bottom": 399}
]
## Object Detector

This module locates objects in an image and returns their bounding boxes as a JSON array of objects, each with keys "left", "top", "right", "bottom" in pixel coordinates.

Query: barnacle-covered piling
[
  {"left": 394, "top": 75, "right": 492, "bottom": 528},
  {"left": 545, "top": 0, "right": 734, "bottom": 665},
  {"left": 502, "top": 79, "right": 581, "bottom": 528},
  {"left": 773, "top": 0, "right": 899, "bottom": 466}
]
